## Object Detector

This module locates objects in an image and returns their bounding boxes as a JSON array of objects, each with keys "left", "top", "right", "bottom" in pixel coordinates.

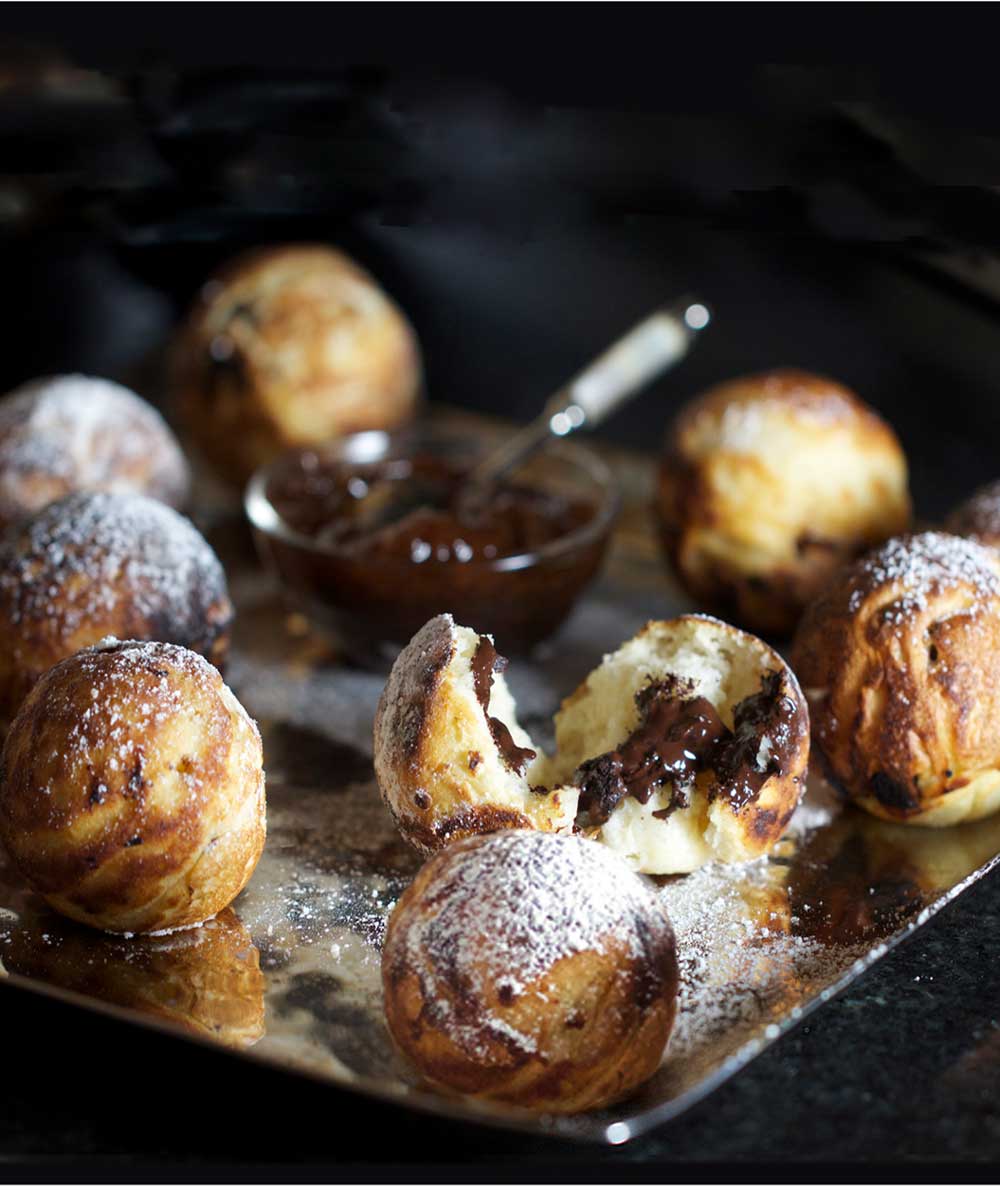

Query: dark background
[{"left": 5, "top": 5, "right": 1000, "bottom": 1178}]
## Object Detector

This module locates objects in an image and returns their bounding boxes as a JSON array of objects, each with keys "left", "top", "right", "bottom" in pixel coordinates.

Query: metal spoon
[
  {"left": 355, "top": 296, "right": 711, "bottom": 532},
  {"left": 459, "top": 296, "right": 711, "bottom": 511}
]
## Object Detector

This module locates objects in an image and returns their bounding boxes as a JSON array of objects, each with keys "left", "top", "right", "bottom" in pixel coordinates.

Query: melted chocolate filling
[
  {"left": 576, "top": 670, "right": 796, "bottom": 826},
  {"left": 471, "top": 640, "right": 537, "bottom": 777}
]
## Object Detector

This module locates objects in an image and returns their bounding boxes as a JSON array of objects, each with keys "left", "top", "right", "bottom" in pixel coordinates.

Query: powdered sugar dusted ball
[
  {"left": 0, "top": 639, "right": 265, "bottom": 934},
  {"left": 382, "top": 829, "right": 678, "bottom": 1113},
  {"left": 793, "top": 532, "right": 1000, "bottom": 826},
  {"left": 0, "top": 490, "right": 232, "bottom": 731},
  {"left": 0, "top": 374, "right": 189, "bottom": 529}
]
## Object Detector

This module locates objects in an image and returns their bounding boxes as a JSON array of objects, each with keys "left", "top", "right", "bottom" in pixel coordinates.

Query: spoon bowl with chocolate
[
  {"left": 374, "top": 612, "right": 810, "bottom": 873},
  {"left": 245, "top": 427, "right": 619, "bottom": 665}
]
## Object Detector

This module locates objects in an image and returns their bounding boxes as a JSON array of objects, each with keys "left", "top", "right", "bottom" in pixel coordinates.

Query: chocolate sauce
[
  {"left": 576, "top": 671, "right": 796, "bottom": 825},
  {"left": 471, "top": 639, "right": 537, "bottom": 777},
  {"left": 713, "top": 671, "right": 797, "bottom": 810},
  {"left": 576, "top": 682, "right": 727, "bottom": 825},
  {"left": 269, "top": 455, "right": 594, "bottom": 565}
]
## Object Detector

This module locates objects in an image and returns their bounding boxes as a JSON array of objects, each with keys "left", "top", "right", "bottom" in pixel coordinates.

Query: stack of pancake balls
[
  {"left": 1, "top": 245, "right": 995, "bottom": 1115},
  {"left": 0, "top": 246, "right": 422, "bottom": 942}
]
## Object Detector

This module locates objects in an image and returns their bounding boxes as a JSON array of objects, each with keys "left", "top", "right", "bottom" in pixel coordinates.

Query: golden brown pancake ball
[
  {"left": 0, "top": 639, "right": 266, "bottom": 934},
  {"left": 656, "top": 369, "right": 911, "bottom": 637},
  {"left": 792, "top": 532, "right": 1000, "bottom": 826},
  {"left": 0, "top": 907, "right": 265, "bottom": 1047},
  {"left": 0, "top": 374, "right": 189, "bottom": 531},
  {"left": 0, "top": 490, "right": 233, "bottom": 733},
  {"left": 382, "top": 829, "right": 679, "bottom": 1113},
  {"left": 172, "top": 244, "right": 423, "bottom": 484}
]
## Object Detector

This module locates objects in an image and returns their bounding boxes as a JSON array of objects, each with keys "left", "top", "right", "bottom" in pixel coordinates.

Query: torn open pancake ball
[
  {"left": 373, "top": 613, "right": 576, "bottom": 852},
  {"left": 382, "top": 829, "right": 679, "bottom": 1113},
  {"left": 793, "top": 531, "right": 1000, "bottom": 826},
  {"left": 374, "top": 613, "right": 809, "bottom": 873},
  {"left": 544, "top": 615, "right": 809, "bottom": 872}
]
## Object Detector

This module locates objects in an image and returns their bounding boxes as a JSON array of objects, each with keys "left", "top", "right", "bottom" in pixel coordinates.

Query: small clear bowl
[{"left": 244, "top": 426, "right": 620, "bottom": 666}]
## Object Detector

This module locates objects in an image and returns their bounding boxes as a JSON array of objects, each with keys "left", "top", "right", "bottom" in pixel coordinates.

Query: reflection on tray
[
  {"left": 3, "top": 447, "right": 1000, "bottom": 1144},
  {"left": 786, "top": 809, "right": 1000, "bottom": 947},
  {"left": 0, "top": 903, "right": 265, "bottom": 1049}
]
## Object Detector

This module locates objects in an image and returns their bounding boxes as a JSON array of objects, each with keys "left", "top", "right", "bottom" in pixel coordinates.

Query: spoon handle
[
  {"left": 465, "top": 297, "right": 710, "bottom": 494},
  {"left": 552, "top": 298, "right": 709, "bottom": 430}
]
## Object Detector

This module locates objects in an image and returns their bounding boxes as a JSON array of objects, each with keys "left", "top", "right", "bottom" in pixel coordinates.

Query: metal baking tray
[{"left": 2, "top": 428, "right": 999, "bottom": 1146}]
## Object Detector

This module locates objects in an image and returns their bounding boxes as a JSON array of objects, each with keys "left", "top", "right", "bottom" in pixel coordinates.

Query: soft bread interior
[
  {"left": 542, "top": 616, "right": 785, "bottom": 873},
  {"left": 409, "top": 615, "right": 796, "bottom": 873},
  {"left": 547, "top": 618, "right": 766, "bottom": 776}
]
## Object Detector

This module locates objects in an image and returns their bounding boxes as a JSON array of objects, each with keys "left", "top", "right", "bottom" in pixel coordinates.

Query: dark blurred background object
[
  {"left": 4, "top": 9, "right": 1000, "bottom": 524},
  {"left": 6, "top": 7, "right": 1000, "bottom": 1175}
]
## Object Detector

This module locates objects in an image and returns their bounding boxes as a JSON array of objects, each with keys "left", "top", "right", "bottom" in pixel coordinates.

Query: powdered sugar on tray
[{"left": 658, "top": 850, "right": 859, "bottom": 1066}]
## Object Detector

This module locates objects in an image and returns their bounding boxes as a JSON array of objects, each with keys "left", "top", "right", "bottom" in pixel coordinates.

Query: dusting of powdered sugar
[
  {"left": 846, "top": 531, "right": 1000, "bottom": 619},
  {"left": 0, "top": 490, "right": 227, "bottom": 631},
  {"left": 48, "top": 639, "right": 226, "bottom": 778},
  {"left": 0, "top": 374, "right": 186, "bottom": 504},
  {"left": 658, "top": 852, "right": 863, "bottom": 1064},
  {"left": 394, "top": 831, "right": 666, "bottom": 1057}
]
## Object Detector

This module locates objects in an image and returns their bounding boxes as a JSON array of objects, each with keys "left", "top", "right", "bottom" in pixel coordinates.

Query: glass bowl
[{"left": 244, "top": 426, "right": 620, "bottom": 666}]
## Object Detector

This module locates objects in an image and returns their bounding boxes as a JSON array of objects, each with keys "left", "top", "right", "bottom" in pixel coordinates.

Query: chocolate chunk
[
  {"left": 576, "top": 681, "right": 727, "bottom": 825},
  {"left": 575, "top": 670, "right": 797, "bottom": 825},
  {"left": 471, "top": 639, "right": 536, "bottom": 777},
  {"left": 710, "top": 671, "right": 795, "bottom": 811}
]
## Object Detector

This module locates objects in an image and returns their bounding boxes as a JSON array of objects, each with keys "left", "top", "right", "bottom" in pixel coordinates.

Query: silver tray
[{"left": 2, "top": 432, "right": 999, "bottom": 1146}]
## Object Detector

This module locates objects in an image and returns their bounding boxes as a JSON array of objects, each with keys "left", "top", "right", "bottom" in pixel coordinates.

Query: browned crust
[
  {"left": 791, "top": 533, "right": 1000, "bottom": 821},
  {"left": 373, "top": 613, "right": 463, "bottom": 854},
  {"left": 671, "top": 368, "right": 900, "bottom": 440},
  {"left": 0, "top": 494, "right": 234, "bottom": 732},
  {"left": 0, "top": 379, "right": 190, "bottom": 531},
  {"left": 393, "top": 803, "right": 536, "bottom": 854},
  {"left": 170, "top": 243, "right": 422, "bottom": 485},
  {"left": 0, "top": 640, "right": 265, "bottom": 933},
  {"left": 381, "top": 834, "right": 679, "bottom": 1113},
  {"left": 655, "top": 368, "right": 910, "bottom": 638},
  {"left": 375, "top": 613, "right": 455, "bottom": 773}
]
